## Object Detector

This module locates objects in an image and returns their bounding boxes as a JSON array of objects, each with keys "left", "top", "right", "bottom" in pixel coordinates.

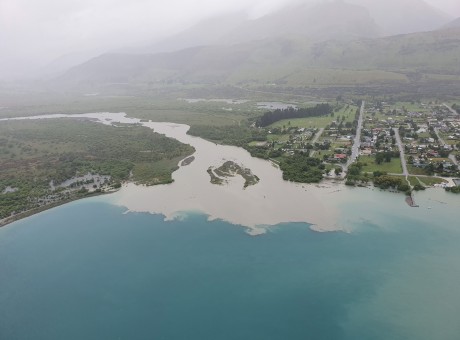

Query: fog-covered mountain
[
  {"left": 348, "top": 0, "right": 451, "bottom": 34},
  {"left": 140, "top": 12, "right": 249, "bottom": 54},
  {"left": 137, "top": 1, "right": 380, "bottom": 55},
  {"left": 49, "top": 0, "right": 457, "bottom": 89},
  {"left": 136, "top": 0, "right": 451, "bottom": 55},
  {"left": 220, "top": 1, "right": 381, "bottom": 43},
  {"left": 55, "top": 26, "right": 460, "bottom": 89},
  {"left": 442, "top": 18, "right": 460, "bottom": 29}
]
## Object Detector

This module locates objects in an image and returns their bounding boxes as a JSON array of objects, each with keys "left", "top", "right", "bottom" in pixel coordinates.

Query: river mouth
[
  {"left": 114, "top": 119, "right": 346, "bottom": 235},
  {"left": 1, "top": 112, "right": 345, "bottom": 235}
]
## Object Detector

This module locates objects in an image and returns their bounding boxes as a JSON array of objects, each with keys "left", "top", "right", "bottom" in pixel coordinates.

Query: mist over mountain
[
  {"left": 55, "top": 25, "right": 460, "bottom": 90},
  {"left": 1, "top": 0, "right": 456, "bottom": 81},
  {"left": 49, "top": 0, "right": 458, "bottom": 91},
  {"left": 220, "top": 1, "right": 381, "bottom": 43},
  {"left": 348, "top": 0, "right": 451, "bottom": 34},
  {"left": 139, "top": 12, "right": 249, "bottom": 54},
  {"left": 442, "top": 17, "right": 460, "bottom": 29},
  {"left": 134, "top": 0, "right": 451, "bottom": 56}
]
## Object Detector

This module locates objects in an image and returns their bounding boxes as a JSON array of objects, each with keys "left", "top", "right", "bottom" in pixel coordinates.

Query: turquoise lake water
[{"left": 1, "top": 189, "right": 460, "bottom": 340}]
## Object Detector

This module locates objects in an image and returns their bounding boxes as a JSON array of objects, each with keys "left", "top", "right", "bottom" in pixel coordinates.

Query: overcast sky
[{"left": 0, "top": 0, "right": 459, "bottom": 79}]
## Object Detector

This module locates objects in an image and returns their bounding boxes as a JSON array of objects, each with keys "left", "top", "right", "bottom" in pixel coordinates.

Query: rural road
[
  {"left": 443, "top": 103, "right": 458, "bottom": 115},
  {"left": 393, "top": 127, "right": 409, "bottom": 178},
  {"left": 434, "top": 127, "right": 447, "bottom": 146},
  {"left": 311, "top": 128, "right": 324, "bottom": 144},
  {"left": 434, "top": 127, "right": 459, "bottom": 167},
  {"left": 344, "top": 101, "right": 365, "bottom": 171},
  {"left": 309, "top": 128, "right": 324, "bottom": 157}
]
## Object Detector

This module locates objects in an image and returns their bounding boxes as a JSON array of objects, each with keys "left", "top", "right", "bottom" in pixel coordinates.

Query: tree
[
  {"left": 426, "top": 163, "right": 435, "bottom": 176},
  {"left": 375, "top": 152, "right": 385, "bottom": 164},
  {"left": 384, "top": 152, "right": 392, "bottom": 163}
]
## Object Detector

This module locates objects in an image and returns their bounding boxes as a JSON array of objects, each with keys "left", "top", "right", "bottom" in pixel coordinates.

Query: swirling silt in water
[{"left": 1, "top": 112, "right": 344, "bottom": 234}]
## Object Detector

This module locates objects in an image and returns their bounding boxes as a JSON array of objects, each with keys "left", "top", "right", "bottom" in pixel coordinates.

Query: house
[
  {"left": 361, "top": 148, "right": 373, "bottom": 156},
  {"left": 334, "top": 154, "right": 347, "bottom": 160},
  {"left": 413, "top": 160, "right": 427, "bottom": 168}
]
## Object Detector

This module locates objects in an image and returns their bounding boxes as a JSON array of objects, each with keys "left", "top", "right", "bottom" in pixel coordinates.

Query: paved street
[
  {"left": 309, "top": 128, "right": 324, "bottom": 157},
  {"left": 443, "top": 103, "right": 458, "bottom": 115},
  {"left": 393, "top": 128, "right": 409, "bottom": 178},
  {"left": 344, "top": 101, "right": 365, "bottom": 172}
]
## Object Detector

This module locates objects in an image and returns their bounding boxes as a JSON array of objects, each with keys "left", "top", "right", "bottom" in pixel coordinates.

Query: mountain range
[
  {"left": 138, "top": 0, "right": 451, "bottom": 55},
  {"left": 52, "top": 0, "right": 459, "bottom": 89}
]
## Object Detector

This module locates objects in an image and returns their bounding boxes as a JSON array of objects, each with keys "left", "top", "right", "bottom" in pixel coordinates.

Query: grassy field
[
  {"left": 228, "top": 67, "right": 409, "bottom": 87},
  {"left": 407, "top": 165, "right": 429, "bottom": 176},
  {"left": 407, "top": 176, "right": 421, "bottom": 187},
  {"left": 270, "top": 116, "right": 333, "bottom": 129},
  {"left": 389, "top": 102, "right": 431, "bottom": 113},
  {"left": 269, "top": 104, "right": 358, "bottom": 129},
  {"left": 359, "top": 155, "right": 403, "bottom": 174},
  {"left": 387, "top": 175, "right": 446, "bottom": 188},
  {"left": 417, "top": 176, "right": 448, "bottom": 186}
]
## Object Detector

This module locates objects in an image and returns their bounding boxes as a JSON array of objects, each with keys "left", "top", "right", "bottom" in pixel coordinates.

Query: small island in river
[
  {"left": 181, "top": 156, "right": 195, "bottom": 166},
  {"left": 207, "top": 161, "right": 259, "bottom": 188}
]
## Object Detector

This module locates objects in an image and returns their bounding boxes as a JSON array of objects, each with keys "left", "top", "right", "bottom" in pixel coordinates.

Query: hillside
[
  {"left": 131, "top": 0, "right": 450, "bottom": 56},
  {"left": 55, "top": 27, "right": 460, "bottom": 89},
  {"left": 348, "top": 0, "right": 451, "bottom": 35},
  {"left": 221, "top": 1, "right": 381, "bottom": 43},
  {"left": 442, "top": 18, "right": 460, "bottom": 29},
  {"left": 141, "top": 11, "right": 249, "bottom": 54},
  {"left": 132, "top": 1, "right": 381, "bottom": 56}
]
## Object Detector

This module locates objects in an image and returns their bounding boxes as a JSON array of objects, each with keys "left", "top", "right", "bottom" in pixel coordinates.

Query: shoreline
[
  {"left": 2, "top": 113, "right": 458, "bottom": 233},
  {"left": 1, "top": 174, "right": 456, "bottom": 231},
  {"left": 0, "top": 190, "right": 118, "bottom": 228}
]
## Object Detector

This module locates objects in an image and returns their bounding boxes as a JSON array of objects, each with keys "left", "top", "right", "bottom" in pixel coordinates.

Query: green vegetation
[
  {"left": 181, "top": 156, "right": 195, "bottom": 166},
  {"left": 207, "top": 167, "right": 224, "bottom": 185},
  {"left": 269, "top": 104, "right": 357, "bottom": 129},
  {"left": 188, "top": 124, "right": 266, "bottom": 146},
  {"left": 373, "top": 175, "right": 410, "bottom": 192},
  {"left": 0, "top": 119, "right": 194, "bottom": 219},
  {"left": 345, "top": 162, "right": 368, "bottom": 186},
  {"left": 417, "top": 177, "right": 448, "bottom": 186},
  {"left": 445, "top": 186, "right": 460, "bottom": 194},
  {"left": 407, "top": 176, "right": 421, "bottom": 187},
  {"left": 359, "top": 155, "right": 402, "bottom": 174},
  {"left": 413, "top": 183, "right": 426, "bottom": 191},
  {"left": 213, "top": 161, "right": 259, "bottom": 188},
  {"left": 279, "top": 153, "right": 324, "bottom": 183},
  {"left": 257, "top": 104, "right": 332, "bottom": 127}
]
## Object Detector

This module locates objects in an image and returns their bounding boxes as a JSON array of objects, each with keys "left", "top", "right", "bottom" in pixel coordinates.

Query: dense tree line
[{"left": 257, "top": 104, "right": 333, "bottom": 127}]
